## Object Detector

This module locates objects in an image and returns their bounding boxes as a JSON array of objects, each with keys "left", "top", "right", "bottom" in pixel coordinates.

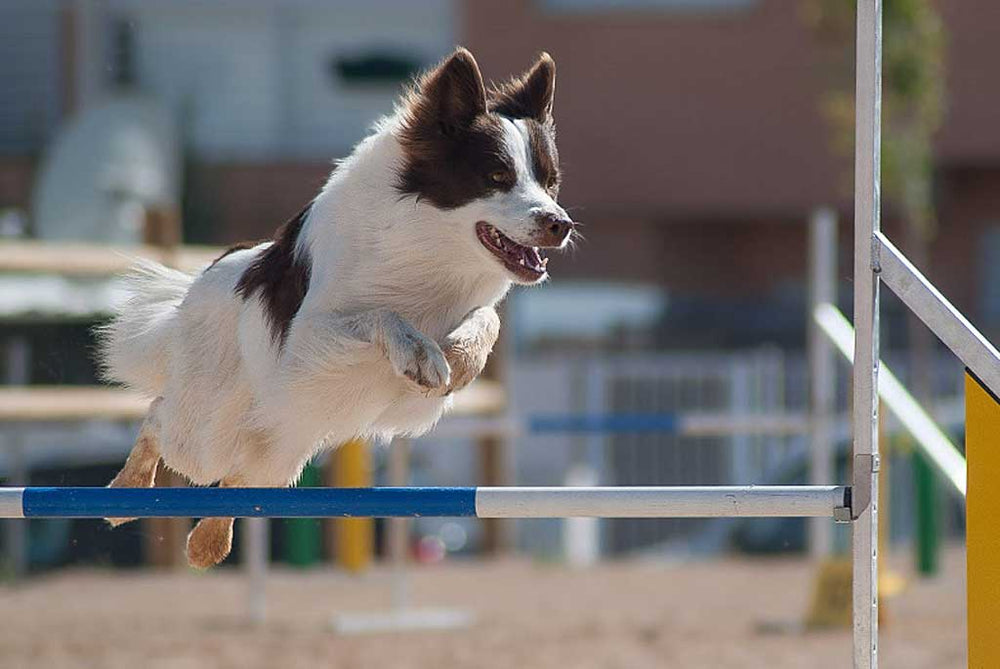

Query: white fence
[{"left": 502, "top": 349, "right": 964, "bottom": 558}]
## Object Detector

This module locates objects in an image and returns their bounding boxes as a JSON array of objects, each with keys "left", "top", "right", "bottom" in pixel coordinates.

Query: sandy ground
[{"left": 0, "top": 547, "right": 965, "bottom": 669}]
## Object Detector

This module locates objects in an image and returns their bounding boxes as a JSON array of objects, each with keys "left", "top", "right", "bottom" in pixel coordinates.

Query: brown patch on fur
[
  {"left": 186, "top": 516, "right": 234, "bottom": 568},
  {"left": 235, "top": 203, "right": 312, "bottom": 346},
  {"left": 397, "top": 49, "right": 562, "bottom": 208},
  {"left": 525, "top": 119, "right": 560, "bottom": 195},
  {"left": 185, "top": 475, "right": 247, "bottom": 568},
  {"left": 490, "top": 53, "right": 560, "bottom": 194},
  {"left": 397, "top": 49, "right": 516, "bottom": 210},
  {"left": 106, "top": 396, "right": 163, "bottom": 526}
]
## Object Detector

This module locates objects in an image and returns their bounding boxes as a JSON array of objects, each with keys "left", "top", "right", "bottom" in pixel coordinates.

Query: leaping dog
[{"left": 99, "top": 48, "right": 575, "bottom": 567}]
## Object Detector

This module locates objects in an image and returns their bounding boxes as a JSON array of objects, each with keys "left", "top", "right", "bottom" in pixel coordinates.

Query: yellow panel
[
  {"left": 334, "top": 439, "right": 373, "bottom": 573},
  {"left": 966, "top": 372, "right": 1000, "bottom": 668}
]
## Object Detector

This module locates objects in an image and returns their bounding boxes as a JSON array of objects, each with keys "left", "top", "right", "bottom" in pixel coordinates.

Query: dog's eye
[{"left": 490, "top": 170, "right": 512, "bottom": 185}]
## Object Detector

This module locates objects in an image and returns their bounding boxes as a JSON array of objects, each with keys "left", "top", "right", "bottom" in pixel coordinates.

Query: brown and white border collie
[{"left": 98, "top": 48, "right": 575, "bottom": 568}]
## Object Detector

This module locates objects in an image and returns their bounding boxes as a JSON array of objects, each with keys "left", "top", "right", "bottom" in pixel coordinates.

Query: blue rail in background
[{"left": 528, "top": 413, "right": 680, "bottom": 434}]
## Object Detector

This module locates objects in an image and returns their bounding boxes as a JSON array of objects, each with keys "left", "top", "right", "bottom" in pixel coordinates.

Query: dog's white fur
[{"left": 101, "top": 99, "right": 568, "bottom": 492}]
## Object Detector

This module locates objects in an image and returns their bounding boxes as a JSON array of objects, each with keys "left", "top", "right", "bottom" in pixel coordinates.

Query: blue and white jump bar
[
  {"left": 0, "top": 485, "right": 849, "bottom": 519},
  {"left": 527, "top": 413, "right": 809, "bottom": 436}
]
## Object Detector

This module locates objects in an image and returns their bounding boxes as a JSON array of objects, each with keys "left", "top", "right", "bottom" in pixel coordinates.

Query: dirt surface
[{"left": 0, "top": 547, "right": 966, "bottom": 669}]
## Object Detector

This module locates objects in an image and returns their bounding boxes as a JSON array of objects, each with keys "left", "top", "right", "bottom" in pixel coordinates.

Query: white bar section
[
  {"left": 853, "top": 1, "right": 882, "bottom": 666},
  {"left": 809, "top": 208, "right": 838, "bottom": 558},
  {"left": 875, "top": 231, "right": 1000, "bottom": 397},
  {"left": 0, "top": 487, "right": 24, "bottom": 519},
  {"left": 474, "top": 486, "right": 847, "bottom": 518},
  {"left": 679, "top": 413, "right": 809, "bottom": 436},
  {"left": 815, "top": 304, "right": 966, "bottom": 497}
]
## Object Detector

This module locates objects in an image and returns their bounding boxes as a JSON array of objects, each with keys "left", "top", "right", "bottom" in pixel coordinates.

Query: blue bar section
[
  {"left": 528, "top": 413, "right": 679, "bottom": 434},
  {"left": 20, "top": 487, "right": 479, "bottom": 518}
]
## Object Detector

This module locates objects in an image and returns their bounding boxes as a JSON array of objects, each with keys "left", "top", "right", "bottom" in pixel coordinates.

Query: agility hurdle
[{"left": 0, "top": 485, "right": 848, "bottom": 519}]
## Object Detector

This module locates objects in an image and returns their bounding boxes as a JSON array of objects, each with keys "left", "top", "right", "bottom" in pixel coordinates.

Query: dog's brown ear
[
  {"left": 407, "top": 48, "right": 487, "bottom": 134},
  {"left": 489, "top": 53, "right": 556, "bottom": 124}
]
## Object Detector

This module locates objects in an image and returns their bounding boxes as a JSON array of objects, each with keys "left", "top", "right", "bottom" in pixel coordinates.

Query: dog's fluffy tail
[{"left": 97, "top": 259, "right": 194, "bottom": 396}]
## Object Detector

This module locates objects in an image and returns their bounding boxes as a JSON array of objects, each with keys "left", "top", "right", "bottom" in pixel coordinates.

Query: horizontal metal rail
[
  {"left": 0, "top": 486, "right": 850, "bottom": 519},
  {"left": 475, "top": 486, "right": 848, "bottom": 518},
  {"left": 876, "top": 231, "right": 1000, "bottom": 397}
]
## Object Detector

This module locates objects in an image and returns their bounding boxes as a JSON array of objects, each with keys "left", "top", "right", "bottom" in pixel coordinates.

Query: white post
[
  {"left": 243, "top": 518, "right": 269, "bottom": 625},
  {"left": 3, "top": 337, "right": 30, "bottom": 578},
  {"left": 5, "top": 431, "right": 27, "bottom": 577},
  {"left": 852, "top": 1, "right": 882, "bottom": 667},
  {"left": 563, "top": 463, "right": 600, "bottom": 566},
  {"left": 563, "top": 360, "right": 601, "bottom": 566},
  {"left": 72, "top": 0, "right": 106, "bottom": 110},
  {"left": 387, "top": 438, "right": 411, "bottom": 611},
  {"left": 729, "top": 359, "right": 753, "bottom": 487},
  {"left": 809, "top": 208, "right": 837, "bottom": 558}
]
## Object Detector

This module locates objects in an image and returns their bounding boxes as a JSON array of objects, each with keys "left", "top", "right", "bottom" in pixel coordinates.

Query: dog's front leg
[
  {"left": 436, "top": 306, "right": 501, "bottom": 395},
  {"left": 284, "top": 308, "right": 452, "bottom": 393}
]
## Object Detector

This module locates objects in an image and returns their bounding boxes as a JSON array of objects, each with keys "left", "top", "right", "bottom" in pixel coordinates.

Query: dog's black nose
[{"left": 534, "top": 212, "right": 575, "bottom": 247}]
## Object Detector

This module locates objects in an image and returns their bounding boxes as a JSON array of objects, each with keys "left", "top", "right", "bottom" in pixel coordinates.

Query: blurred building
[
  {"left": 465, "top": 0, "right": 1000, "bottom": 349},
  {"left": 3, "top": 0, "right": 998, "bottom": 350}
]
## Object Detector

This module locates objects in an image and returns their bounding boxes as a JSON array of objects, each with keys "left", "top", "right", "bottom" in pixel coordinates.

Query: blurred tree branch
[
  {"left": 805, "top": 0, "right": 945, "bottom": 236},
  {"left": 805, "top": 0, "right": 946, "bottom": 398}
]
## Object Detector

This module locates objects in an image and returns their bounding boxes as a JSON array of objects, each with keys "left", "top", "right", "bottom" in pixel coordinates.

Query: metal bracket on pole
[
  {"left": 834, "top": 486, "right": 853, "bottom": 523},
  {"left": 851, "top": 454, "right": 880, "bottom": 520}
]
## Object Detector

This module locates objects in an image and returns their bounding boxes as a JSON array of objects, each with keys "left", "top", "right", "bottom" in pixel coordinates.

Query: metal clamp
[
  {"left": 833, "top": 486, "right": 853, "bottom": 523},
  {"left": 850, "top": 454, "right": 880, "bottom": 520}
]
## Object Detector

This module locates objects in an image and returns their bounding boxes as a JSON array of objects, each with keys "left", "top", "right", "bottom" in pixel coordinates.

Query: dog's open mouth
[{"left": 476, "top": 222, "right": 548, "bottom": 282}]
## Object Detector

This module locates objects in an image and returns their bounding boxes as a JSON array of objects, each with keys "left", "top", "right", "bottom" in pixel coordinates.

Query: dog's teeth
[{"left": 541, "top": 258, "right": 548, "bottom": 267}]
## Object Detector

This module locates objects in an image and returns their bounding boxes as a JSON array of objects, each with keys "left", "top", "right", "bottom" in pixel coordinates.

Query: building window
[{"left": 331, "top": 51, "right": 424, "bottom": 87}]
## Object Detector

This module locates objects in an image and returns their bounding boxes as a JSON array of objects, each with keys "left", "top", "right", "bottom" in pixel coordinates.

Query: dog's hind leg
[
  {"left": 185, "top": 475, "right": 243, "bottom": 569},
  {"left": 106, "top": 397, "right": 164, "bottom": 527}
]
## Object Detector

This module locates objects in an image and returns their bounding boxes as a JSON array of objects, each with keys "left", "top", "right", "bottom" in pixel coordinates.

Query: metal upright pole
[
  {"left": 243, "top": 517, "right": 269, "bottom": 625},
  {"left": 808, "top": 208, "right": 837, "bottom": 559},
  {"left": 852, "top": 1, "right": 882, "bottom": 667},
  {"left": 387, "top": 438, "right": 411, "bottom": 611},
  {"left": 4, "top": 337, "right": 31, "bottom": 579}
]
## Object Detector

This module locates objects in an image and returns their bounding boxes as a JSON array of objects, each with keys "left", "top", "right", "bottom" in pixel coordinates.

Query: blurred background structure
[{"left": 0, "top": 1, "right": 994, "bottom": 665}]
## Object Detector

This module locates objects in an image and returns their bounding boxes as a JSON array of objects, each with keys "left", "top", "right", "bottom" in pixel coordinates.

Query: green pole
[
  {"left": 913, "top": 450, "right": 939, "bottom": 576},
  {"left": 283, "top": 463, "right": 322, "bottom": 567}
]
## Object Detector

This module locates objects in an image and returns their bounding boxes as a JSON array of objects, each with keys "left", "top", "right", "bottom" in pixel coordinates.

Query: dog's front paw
[
  {"left": 387, "top": 330, "right": 451, "bottom": 392},
  {"left": 438, "top": 335, "right": 489, "bottom": 395}
]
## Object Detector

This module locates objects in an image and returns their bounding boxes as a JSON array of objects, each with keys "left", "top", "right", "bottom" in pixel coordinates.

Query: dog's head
[{"left": 397, "top": 48, "right": 574, "bottom": 285}]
